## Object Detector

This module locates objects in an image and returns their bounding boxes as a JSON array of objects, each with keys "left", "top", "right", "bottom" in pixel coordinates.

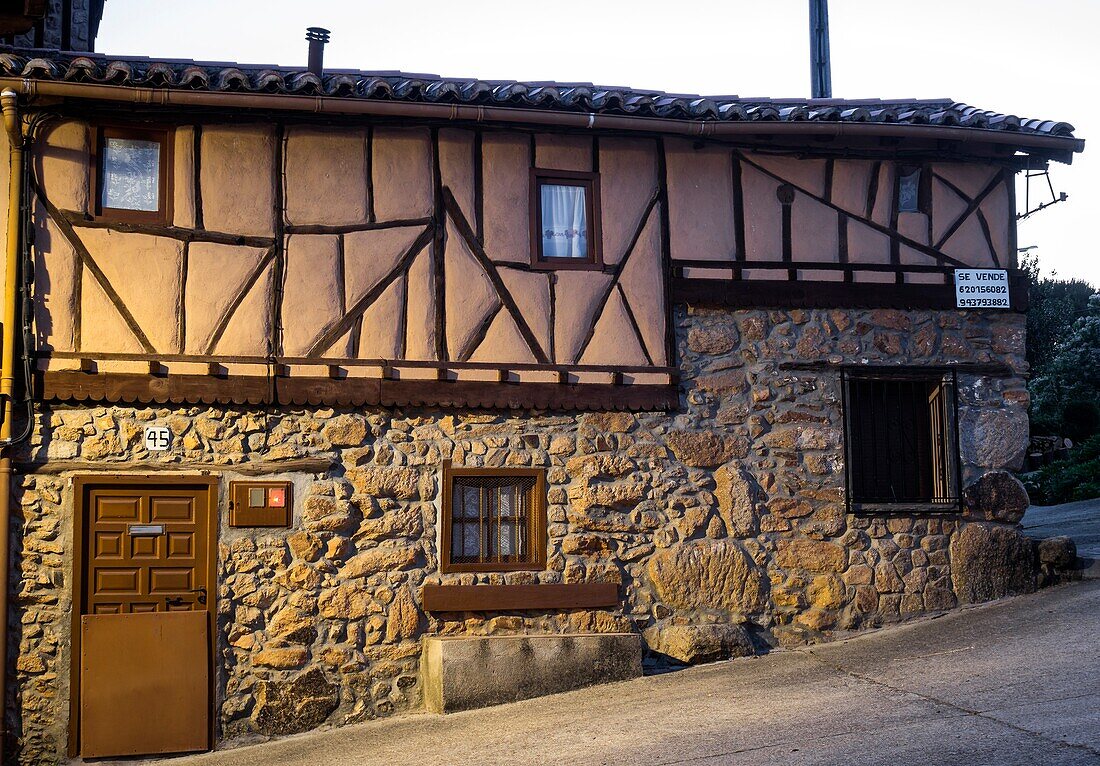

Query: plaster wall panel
[
  {"left": 357, "top": 275, "right": 405, "bottom": 359},
  {"left": 213, "top": 261, "right": 273, "bottom": 356},
  {"left": 36, "top": 120, "right": 90, "bottom": 215},
  {"left": 848, "top": 219, "right": 894, "bottom": 283},
  {"left": 183, "top": 243, "right": 268, "bottom": 354},
  {"left": 32, "top": 209, "right": 78, "bottom": 352},
  {"left": 344, "top": 226, "right": 426, "bottom": 308},
  {"left": 498, "top": 267, "right": 551, "bottom": 358},
  {"left": 934, "top": 163, "right": 997, "bottom": 200},
  {"left": 896, "top": 212, "right": 940, "bottom": 283},
  {"left": 831, "top": 160, "right": 875, "bottom": 216},
  {"left": 535, "top": 133, "right": 592, "bottom": 172},
  {"left": 372, "top": 127, "right": 433, "bottom": 221},
  {"left": 932, "top": 176, "right": 970, "bottom": 244},
  {"left": 282, "top": 235, "right": 345, "bottom": 356},
  {"left": 79, "top": 265, "right": 144, "bottom": 353},
  {"left": 578, "top": 289, "right": 647, "bottom": 366},
  {"left": 752, "top": 155, "right": 828, "bottom": 199},
  {"left": 617, "top": 209, "right": 666, "bottom": 363},
  {"left": 445, "top": 219, "right": 500, "bottom": 361},
  {"left": 897, "top": 212, "right": 931, "bottom": 246},
  {"left": 438, "top": 129, "right": 475, "bottom": 222},
  {"left": 870, "top": 163, "right": 895, "bottom": 227},
  {"left": 172, "top": 126, "right": 196, "bottom": 229},
  {"left": 553, "top": 270, "right": 612, "bottom": 365},
  {"left": 285, "top": 127, "right": 369, "bottom": 226},
  {"left": 599, "top": 137, "right": 658, "bottom": 266},
  {"left": 78, "top": 228, "right": 184, "bottom": 353},
  {"left": 200, "top": 125, "right": 276, "bottom": 237},
  {"left": 404, "top": 245, "right": 437, "bottom": 361},
  {"left": 940, "top": 215, "right": 996, "bottom": 269},
  {"left": 980, "top": 182, "right": 1011, "bottom": 267},
  {"left": 468, "top": 309, "right": 538, "bottom": 364},
  {"left": 791, "top": 195, "right": 838, "bottom": 264},
  {"left": 666, "top": 140, "right": 735, "bottom": 262},
  {"left": 482, "top": 132, "right": 530, "bottom": 263},
  {"left": 899, "top": 243, "right": 944, "bottom": 284},
  {"left": 741, "top": 160, "right": 782, "bottom": 275}
]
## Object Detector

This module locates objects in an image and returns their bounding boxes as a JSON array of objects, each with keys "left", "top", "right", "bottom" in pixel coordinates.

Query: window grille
[
  {"left": 441, "top": 465, "right": 546, "bottom": 572},
  {"left": 842, "top": 370, "right": 960, "bottom": 511}
]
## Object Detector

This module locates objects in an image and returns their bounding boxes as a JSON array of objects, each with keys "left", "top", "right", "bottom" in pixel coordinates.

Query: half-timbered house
[{"left": 0, "top": 9, "right": 1086, "bottom": 762}]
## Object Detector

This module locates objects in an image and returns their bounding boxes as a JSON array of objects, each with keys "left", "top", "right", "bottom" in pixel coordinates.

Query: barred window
[
  {"left": 843, "top": 371, "right": 960, "bottom": 510},
  {"left": 441, "top": 464, "right": 546, "bottom": 573}
]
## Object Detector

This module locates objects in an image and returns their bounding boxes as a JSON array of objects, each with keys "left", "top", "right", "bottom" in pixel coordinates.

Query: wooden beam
[{"left": 420, "top": 583, "right": 619, "bottom": 612}]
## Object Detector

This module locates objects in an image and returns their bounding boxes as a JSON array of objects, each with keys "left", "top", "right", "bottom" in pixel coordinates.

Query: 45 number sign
[{"left": 143, "top": 425, "right": 172, "bottom": 451}]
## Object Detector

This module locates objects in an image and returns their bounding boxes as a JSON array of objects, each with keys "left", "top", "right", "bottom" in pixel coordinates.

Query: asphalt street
[{"left": 147, "top": 579, "right": 1100, "bottom": 766}]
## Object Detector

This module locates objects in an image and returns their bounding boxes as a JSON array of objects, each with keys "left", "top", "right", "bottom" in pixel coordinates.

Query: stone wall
[{"left": 7, "top": 306, "right": 1036, "bottom": 763}]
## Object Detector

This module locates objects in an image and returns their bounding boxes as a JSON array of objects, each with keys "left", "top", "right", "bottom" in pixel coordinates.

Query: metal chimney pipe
[
  {"left": 809, "top": 0, "right": 832, "bottom": 98},
  {"left": 306, "top": 27, "right": 330, "bottom": 77}
]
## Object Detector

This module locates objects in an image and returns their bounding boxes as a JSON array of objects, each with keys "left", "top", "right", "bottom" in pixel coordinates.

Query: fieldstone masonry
[{"left": 7, "top": 306, "right": 1045, "bottom": 763}]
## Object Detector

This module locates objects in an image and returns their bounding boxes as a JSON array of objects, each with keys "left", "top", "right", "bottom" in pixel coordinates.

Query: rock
[
  {"left": 318, "top": 582, "right": 373, "bottom": 619},
  {"left": 253, "top": 668, "right": 339, "bottom": 736},
  {"left": 267, "top": 608, "right": 317, "bottom": 645},
  {"left": 347, "top": 467, "right": 421, "bottom": 500},
  {"left": 252, "top": 647, "right": 310, "bottom": 669},
  {"left": 1037, "top": 536, "right": 1077, "bottom": 569},
  {"left": 962, "top": 409, "right": 1029, "bottom": 471},
  {"left": 775, "top": 539, "right": 846, "bottom": 573},
  {"left": 582, "top": 412, "right": 636, "bottom": 433},
  {"left": 343, "top": 545, "right": 417, "bottom": 579},
  {"left": 687, "top": 326, "right": 739, "bottom": 355},
  {"left": 714, "top": 463, "right": 759, "bottom": 537},
  {"left": 357, "top": 505, "right": 424, "bottom": 541},
  {"left": 962, "top": 471, "right": 1029, "bottom": 524},
  {"left": 324, "top": 414, "right": 369, "bottom": 446},
  {"left": 385, "top": 587, "right": 420, "bottom": 643},
  {"left": 647, "top": 539, "right": 767, "bottom": 615},
  {"left": 950, "top": 523, "right": 1037, "bottom": 604},
  {"left": 644, "top": 623, "right": 754, "bottom": 664},
  {"left": 667, "top": 431, "right": 735, "bottom": 468}
]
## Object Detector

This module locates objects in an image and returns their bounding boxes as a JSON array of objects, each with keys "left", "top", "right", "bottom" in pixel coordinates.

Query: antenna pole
[{"left": 809, "top": 0, "right": 832, "bottom": 98}]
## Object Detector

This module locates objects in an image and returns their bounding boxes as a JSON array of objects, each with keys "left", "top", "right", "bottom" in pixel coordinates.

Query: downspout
[{"left": 0, "top": 88, "right": 22, "bottom": 763}]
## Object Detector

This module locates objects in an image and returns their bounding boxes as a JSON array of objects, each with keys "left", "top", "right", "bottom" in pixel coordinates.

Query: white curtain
[{"left": 540, "top": 184, "right": 588, "bottom": 258}]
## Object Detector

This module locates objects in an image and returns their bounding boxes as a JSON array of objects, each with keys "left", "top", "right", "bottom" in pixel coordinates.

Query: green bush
[{"left": 1021, "top": 434, "right": 1100, "bottom": 505}]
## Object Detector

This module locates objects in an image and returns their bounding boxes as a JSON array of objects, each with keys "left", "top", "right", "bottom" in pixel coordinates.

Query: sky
[{"left": 96, "top": 0, "right": 1098, "bottom": 286}]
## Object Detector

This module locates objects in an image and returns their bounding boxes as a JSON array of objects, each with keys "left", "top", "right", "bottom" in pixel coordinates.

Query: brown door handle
[{"left": 164, "top": 595, "right": 187, "bottom": 607}]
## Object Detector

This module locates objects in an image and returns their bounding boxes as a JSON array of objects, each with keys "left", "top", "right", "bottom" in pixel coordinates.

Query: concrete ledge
[{"left": 421, "top": 633, "right": 642, "bottom": 713}]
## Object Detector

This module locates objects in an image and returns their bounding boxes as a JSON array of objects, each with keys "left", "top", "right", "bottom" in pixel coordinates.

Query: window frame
[
  {"left": 529, "top": 168, "right": 603, "bottom": 271},
  {"left": 841, "top": 368, "right": 961, "bottom": 514},
  {"left": 440, "top": 462, "right": 548, "bottom": 574},
  {"left": 90, "top": 124, "right": 174, "bottom": 225},
  {"left": 895, "top": 163, "right": 931, "bottom": 216}
]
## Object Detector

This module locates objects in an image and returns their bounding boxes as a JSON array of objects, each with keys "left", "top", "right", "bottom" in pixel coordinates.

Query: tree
[
  {"left": 1029, "top": 293, "right": 1100, "bottom": 439},
  {"left": 1021, "top": 252, "right": 1096, "bottom": 378}
]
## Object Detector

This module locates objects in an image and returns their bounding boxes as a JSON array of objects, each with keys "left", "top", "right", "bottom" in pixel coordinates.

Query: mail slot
[{"left": 128, "top": 524, "right": 165, "bottom": 537}]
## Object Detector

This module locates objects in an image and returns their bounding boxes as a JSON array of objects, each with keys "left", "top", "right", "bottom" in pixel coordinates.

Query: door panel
[
  {"left": 80, "top": 611, "right": 209, "bottom": 758},
  {"left": 76, "top": 480, "right": 215, "bottom": 758}
]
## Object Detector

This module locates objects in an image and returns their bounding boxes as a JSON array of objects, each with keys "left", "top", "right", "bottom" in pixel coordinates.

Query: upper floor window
[
  {"left": 531, "top": 169, "right": 602, "bottom": 269},
  {"left": 94, "top": 126, "right": 173, "bottom": 223},
  {"left": 843, "top": 370, "right": 959, "bottom": 511},
  {"left": 897, "top": 165, "right": 927, "bottom": 214},
  {"left": 440, "top": 462, "right": 547, "bottom": 573}
]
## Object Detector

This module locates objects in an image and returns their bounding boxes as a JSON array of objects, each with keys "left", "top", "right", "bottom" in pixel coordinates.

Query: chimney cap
[{"left": 306, "top": 27, "right": 331, "bottom": 42}]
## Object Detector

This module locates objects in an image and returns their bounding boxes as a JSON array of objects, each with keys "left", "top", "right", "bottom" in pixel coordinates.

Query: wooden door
[{"left": 73, "top": 478, "right": 217, "bottom": 758}]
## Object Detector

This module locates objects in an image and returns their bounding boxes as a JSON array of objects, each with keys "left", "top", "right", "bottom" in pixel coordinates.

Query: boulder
[
  {"left": 1037, "top": 536, "right": 1078, "bottom": 570},
  {"left": 324, "top": 414, "right": 368, "bottom": 446},
  {"left": 962, "top": 470, "right": 1029, "bottom": 524},
  {"left": 647, "top": 539, "right": 767, "bottom": 615},
  {"left": 667, "top": 431, "right": 743, "bottom": 468},
  {"left": 950, "top": 522, "right": 1036, "bottom": 604},
  {"left": 961, "top": 409, "right": 1029, "bottom": 471},
  {"left": 645, "top": 623, "right": 754, "bottom": 664},
  {"left": 253, "top": 668, "right": 339, "bottom": 736}
]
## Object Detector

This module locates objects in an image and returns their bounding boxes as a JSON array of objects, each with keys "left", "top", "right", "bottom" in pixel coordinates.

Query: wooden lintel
[{"left": 420, "top": 583, "right": 619, "bottom": 613}]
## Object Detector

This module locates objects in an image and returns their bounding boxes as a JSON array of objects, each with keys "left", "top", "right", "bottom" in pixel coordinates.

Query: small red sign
[{"left": 267, "top": 487, "right": 286, "bottom": 507}]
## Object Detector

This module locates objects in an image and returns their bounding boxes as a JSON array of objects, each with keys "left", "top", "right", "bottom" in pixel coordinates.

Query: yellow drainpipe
[{"left": 0, "top": 88, "right": 23, "bottom": 762}]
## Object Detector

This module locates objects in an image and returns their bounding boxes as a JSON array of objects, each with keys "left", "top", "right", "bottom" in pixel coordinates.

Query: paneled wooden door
[{"left": 71, "top": 477, "right": 218, "bottom": 758}]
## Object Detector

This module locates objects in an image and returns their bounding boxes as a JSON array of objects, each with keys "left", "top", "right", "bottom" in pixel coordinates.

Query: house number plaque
[{"left": 143, "top": 425, "right": 172, "bottom": 451}]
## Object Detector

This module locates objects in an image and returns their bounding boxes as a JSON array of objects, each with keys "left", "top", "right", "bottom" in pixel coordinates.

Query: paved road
[
  {"left": 164, "top": 581, "right": 1100, "bottom": 766},
  {"left": 1023, "top": 499, "right": 1100, "bottom": 558}
]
